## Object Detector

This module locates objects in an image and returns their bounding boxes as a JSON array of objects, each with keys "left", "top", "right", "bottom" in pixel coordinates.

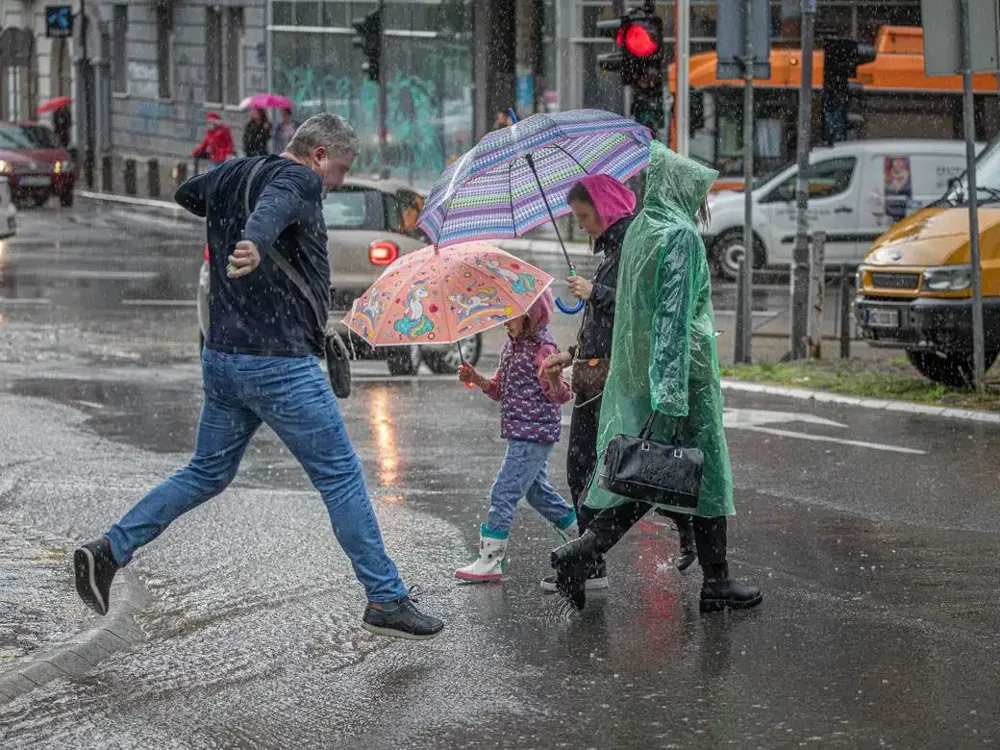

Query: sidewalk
[
  {"left": 0, "top": 524, "right": 84, "bottom": 666},
  {"left": 0, "top": 521, "right": 148, "bottom": 705}
]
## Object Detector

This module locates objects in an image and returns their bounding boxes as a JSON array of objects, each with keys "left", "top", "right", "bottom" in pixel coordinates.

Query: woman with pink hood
[
  {"left": 539, "top": 174, "right": 694, "bottom": 592},
  {"left": 455, "top": 289, "right": 576, "bottom": 582}
]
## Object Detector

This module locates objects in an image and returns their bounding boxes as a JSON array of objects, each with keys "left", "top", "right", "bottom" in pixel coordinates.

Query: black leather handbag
[
  {"left": 243, "top": 158, "right": 352, "bottom": 399},
  {"left": 598, "top": 413, "right": 703, "bottom": 509}
]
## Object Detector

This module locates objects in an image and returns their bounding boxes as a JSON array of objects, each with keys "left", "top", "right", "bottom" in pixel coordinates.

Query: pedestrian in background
[
  {"left": 244, "top": 107, "right": 272, "bottom": 157},
  {"left": 53, "top": 105, "right": 71, "bottom": 149},
  {"left": 272, "top": 107, "right": 299, "bottom": 155},
  {"left": 549, "top": 142, "right": 762, "bottom": 614},
  {"left": 192, "top": 111, "right": 234, "bottom": 168},
  {"left": 456, "top": 289, "right": 577, "bottom": 582},
  {"left": 74, "top": 113, "right": 444, "bottom": 641}
]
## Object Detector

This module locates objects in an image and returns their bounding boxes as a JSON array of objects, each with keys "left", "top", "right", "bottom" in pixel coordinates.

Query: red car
[{"left": 0, "top": 121, "right": 76, "bottom": 207}]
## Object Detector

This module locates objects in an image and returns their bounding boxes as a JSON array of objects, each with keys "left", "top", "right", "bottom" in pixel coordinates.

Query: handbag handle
[{"left": 638, "top": 412, "right": 683, "bottom": 444}]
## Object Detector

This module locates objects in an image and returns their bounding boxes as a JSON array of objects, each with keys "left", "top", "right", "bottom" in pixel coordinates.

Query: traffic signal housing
[
  {"left": 822, "top": 38, "right": 876, "bottom": 144},
  {"left": 353, "top": 8, "right": 382, "bottom": 82},
  {"left": 595, "top": 7, "right": 664, "bottom": 134}
]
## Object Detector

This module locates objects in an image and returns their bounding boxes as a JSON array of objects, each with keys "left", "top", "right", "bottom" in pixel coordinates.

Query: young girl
[{"left": 456, "top": 289, "right": 576, "bottom": 582}]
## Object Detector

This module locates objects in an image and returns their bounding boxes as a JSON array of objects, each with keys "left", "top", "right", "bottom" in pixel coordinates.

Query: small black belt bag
[
  {"left": 598, "top": 412, "right": 703, "bottom": 509},
  {"left": 243, "top": 158, "right": 351, "bottom": 399}
]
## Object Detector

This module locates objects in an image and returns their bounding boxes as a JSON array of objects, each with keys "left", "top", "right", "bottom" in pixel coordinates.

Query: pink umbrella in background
[
  {"left": 37, "top": 96, "right": 72, "bottom": 115},
  {"left": 344, "top": 240, "right": 553, "bottom": 367},
  {"left": 238, "top": 93, "right": 294, "bottom": 111}
]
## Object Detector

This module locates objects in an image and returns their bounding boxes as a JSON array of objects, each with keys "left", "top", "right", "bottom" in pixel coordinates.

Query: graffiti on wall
[{"left": 273, "top": 57, "right": 471, "bottom": 183}]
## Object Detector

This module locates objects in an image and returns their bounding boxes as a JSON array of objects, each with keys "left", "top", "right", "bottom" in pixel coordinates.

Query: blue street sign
[{"left": 45, "top": 6, "right": 73, "bottom": 38}]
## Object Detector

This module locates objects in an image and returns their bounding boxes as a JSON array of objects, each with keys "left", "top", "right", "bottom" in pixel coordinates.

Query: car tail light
[
  {"left": 203, "top": 244, "right": 210, "bottom": 263},
  {"left": 369, "top": 240, "right": 399, "bottom": 266}
]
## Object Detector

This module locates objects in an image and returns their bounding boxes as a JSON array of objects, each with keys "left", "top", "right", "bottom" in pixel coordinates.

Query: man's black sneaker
[
  {"left": 74, "top": 538, "right": 119, "bottom": 616},
  {"left": 362, "top": 595, "right": 444, "bottom": 640}
]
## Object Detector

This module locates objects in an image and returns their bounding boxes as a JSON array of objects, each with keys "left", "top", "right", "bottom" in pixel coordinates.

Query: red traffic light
[{"left": 624, "top": 24, "right": 658, "bottom": 57}]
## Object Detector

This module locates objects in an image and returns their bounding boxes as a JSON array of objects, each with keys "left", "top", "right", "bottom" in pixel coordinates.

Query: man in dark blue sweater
[{"left": 74, "top": 114, "right": 443, "bottom": 640}]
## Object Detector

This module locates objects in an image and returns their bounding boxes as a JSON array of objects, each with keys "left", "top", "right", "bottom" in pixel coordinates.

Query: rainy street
[{"left": 0, "top": 203, "right": 998, "bottom": 748}]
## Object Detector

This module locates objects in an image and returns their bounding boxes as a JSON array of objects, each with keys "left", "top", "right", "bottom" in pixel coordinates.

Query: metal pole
[
  {"left": 960, "top": 0, "right": 986, "bottom": 394},
  {"left": 378, "top": 0, "right": 389, "bottom": 179},
  {"left": 839, "top": 263, "right": 851, "bottom": 359},
  {"left": 79, "top": 0, "right": 94, "bottom": 188},
  {"left": 734, "top": 0, "right": 755, "bottom": 364},
  {"left": 675, "top": 0, "right": 690, "bottom": 155},
  {"left": 807, "top": 231, "right": 825, "bottom": 359},
  {"left": 790, "top": 0, "right": 815, "bottom": 360}
]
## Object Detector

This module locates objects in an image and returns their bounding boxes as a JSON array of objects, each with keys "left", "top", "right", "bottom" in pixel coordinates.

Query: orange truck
[{"left": 668, "top": 26, "right": 999, "bottom": 192}]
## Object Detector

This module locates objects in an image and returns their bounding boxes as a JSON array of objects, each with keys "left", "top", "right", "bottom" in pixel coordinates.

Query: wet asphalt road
[{"left": 1, "top": 204, "right": 1000, "bottom": 748}]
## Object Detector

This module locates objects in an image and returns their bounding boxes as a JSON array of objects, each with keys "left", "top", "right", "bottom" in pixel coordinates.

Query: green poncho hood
[{"left": 585, "top": 142, "right": 734, "bottom": 518}]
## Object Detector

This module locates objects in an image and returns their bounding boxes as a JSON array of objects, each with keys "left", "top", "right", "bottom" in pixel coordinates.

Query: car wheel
[
  {"left": 423, "top": 334, "right": 483, "bottom": 374},
  {"left": 712, "top": 228, "right": 765, "bottom": 282},
  {"left": 59, "top": 191, "right": 74, "bottom": 207},
  {"left": 905, "top": 349, "right": 998, "bottom": 388},
  {"left": 387, "top": 345, "right": 421, "bottom": 376}
]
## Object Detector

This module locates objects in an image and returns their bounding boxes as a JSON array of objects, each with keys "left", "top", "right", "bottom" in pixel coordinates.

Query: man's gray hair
[{"left": 286, "top": 113, "right": 360, "bottom": 158}]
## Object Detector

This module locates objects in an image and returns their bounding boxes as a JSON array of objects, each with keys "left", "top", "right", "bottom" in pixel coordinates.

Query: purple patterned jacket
[{"left": 482, "top": 329, "right": 572, "bottom": 443}]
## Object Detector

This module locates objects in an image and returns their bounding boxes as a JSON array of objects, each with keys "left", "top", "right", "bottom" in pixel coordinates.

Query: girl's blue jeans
[{"left": 486, "top": 439, "right": 575, "bottom": 536}]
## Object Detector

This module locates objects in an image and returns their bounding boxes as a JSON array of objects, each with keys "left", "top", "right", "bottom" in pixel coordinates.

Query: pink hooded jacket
[
  {"left": 576, "top": 174, "right": 637, "bottom": 233},
  {"left": 480, "top": 288, "right": 572, "bottom": 442}
]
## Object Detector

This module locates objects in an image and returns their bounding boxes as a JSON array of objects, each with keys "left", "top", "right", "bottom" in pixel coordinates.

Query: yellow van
[{"left": 855, "top": 137, "right": 1000, "bottom": 386}]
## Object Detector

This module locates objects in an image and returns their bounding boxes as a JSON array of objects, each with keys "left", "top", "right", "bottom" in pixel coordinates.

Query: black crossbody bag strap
[{"left": 243, "top": 158, "right": 325, "bottom": 346}]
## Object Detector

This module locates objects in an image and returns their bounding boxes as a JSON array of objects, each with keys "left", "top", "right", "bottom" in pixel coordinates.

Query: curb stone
[
  {"left": 0, "top": 569, "right": 150, "bottom": 706},
  {"left": 720, "top": 379, "right": 1000, "bottom": 424}
]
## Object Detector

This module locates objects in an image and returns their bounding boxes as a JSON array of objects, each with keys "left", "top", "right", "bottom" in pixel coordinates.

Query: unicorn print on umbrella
[
  {"left": 475, "top": 258, "right": 537, "bottom": 295},
  {"left": 394, "top": 282, "right": 435, "bottom": 339}
]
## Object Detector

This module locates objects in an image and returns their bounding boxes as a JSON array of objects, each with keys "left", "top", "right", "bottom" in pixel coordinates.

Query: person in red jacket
[{"left": 192, "top": 112, "right": 234, "bottom": 166}]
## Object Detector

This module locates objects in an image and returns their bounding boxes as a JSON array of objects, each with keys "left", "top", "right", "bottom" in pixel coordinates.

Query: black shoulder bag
[
  {"left": 243, "top": 159, "right": 352, "bottom": 399},
  {"left": 598, "top": 413, "right": 703, "bottom": 509}
]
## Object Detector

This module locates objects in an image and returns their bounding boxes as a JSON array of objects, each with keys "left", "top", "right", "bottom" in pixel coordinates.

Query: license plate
[
  {"left": 865, "top": 308, "right": 899, "bottom": 328},
  {"left": 19, "top": 175, "right": 51, "bottom": 187}
]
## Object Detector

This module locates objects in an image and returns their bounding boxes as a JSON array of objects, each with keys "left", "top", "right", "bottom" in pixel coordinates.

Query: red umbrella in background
[
  {"left": 37, "top": 96, "right": 72, "bottom": 115},
  {"left": 238, "top": 93, "right": 294, "bottom": 110}
]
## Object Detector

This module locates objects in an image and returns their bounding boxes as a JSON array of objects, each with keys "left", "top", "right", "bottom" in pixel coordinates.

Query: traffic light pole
[
  {"left": 960, "top": 0, "right": 986, "bottom": 394},
  {"left": 734, "top": 0, "right": 755, "bottom": 364},
  {"left": 377, "top": 0, "right": 389, "bottom": 179},
  {"left": 790, "top": 0, "right": 815, "bottom": 361}
]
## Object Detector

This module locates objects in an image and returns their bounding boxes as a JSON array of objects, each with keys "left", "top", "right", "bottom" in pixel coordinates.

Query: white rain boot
[{"left": 455, "top": 526, "right": 508, "bottom": 582}]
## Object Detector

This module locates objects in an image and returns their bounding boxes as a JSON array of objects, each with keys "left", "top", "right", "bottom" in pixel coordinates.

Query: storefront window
[{"left": 270, "top": 0, "right": 473, "bottom": 186}]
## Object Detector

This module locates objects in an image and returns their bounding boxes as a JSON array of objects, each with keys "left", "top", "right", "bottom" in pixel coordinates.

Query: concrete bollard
[
  {"left": 147, "top": 159, "right": 160, "bottom": 198},
  {"left": 101, "top": 155, "right": 113, "bottom": 193},
  {"left": 123, "top": 159, "right": 137, "bottom": 196},
  {"left": 172, "top": 162, "right": 188, "bottom": 188}
]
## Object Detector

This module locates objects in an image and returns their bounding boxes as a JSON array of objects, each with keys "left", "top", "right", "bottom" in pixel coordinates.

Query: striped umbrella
[
  {"left": 418, "top": 109, "right": 649, "bottom": 247},
  {"left": 417, "top": 108, "right": 650, "bottom": 313}
]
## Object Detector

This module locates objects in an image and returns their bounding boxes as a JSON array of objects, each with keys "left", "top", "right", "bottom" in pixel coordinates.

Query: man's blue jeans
[
  {"left": 486, "top": 439, "right": 576, "bottom": 536},
  {"left": 105, "top": 349, "right": 408, "bottom": 603}
]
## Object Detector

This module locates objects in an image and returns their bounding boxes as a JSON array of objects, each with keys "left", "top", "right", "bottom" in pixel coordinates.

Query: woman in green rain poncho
[{"left": 549, "top": 142, "right": 762, "bottom": 613}]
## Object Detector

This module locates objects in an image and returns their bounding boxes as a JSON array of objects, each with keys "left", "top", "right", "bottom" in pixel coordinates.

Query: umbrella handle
[
  {"left": 556, "top": 268, "right": 586, "bottom": 314},
  {"left": 457, "top": 341, "right": 475, "bottom": 388}
]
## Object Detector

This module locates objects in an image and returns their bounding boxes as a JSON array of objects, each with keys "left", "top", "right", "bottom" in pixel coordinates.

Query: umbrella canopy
[
  {"left": 38, "top": 96, "right": 72, "bottom": 115},
  {"left": 417, "top": 109, "right": 651, "bottom": 249},
  {"left": 343, "top": 241, "right": 553, "bottom": 347},
  {"left": 239, "top": 93, "right": 294, "bottom": 111}
]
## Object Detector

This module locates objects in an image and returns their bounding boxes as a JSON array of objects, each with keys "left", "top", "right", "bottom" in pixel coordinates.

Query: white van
[{"left": 702, "top": 139, "right": 981, "bottom": 280}]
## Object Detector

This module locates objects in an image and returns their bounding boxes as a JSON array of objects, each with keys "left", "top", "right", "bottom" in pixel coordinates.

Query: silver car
[{"left": 197, "top": 177, "right": 481, "bottom": 375}]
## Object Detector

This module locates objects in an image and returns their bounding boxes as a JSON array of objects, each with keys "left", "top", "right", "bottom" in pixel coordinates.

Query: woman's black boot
[
  {"left": 551, "top": 501, "right": 651, "bottom": 610},
  {"left": 657, "top": 511, "right": 697, "bottom": 571},
  {"left": 675, "top": 515, "right": 697, "bottom": 572},
  {"left": 550, "top": 530, "right": 601, "bottom": 610},
  {"left": 693, "top": 517, "right": 762, "bottom": 613}
]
